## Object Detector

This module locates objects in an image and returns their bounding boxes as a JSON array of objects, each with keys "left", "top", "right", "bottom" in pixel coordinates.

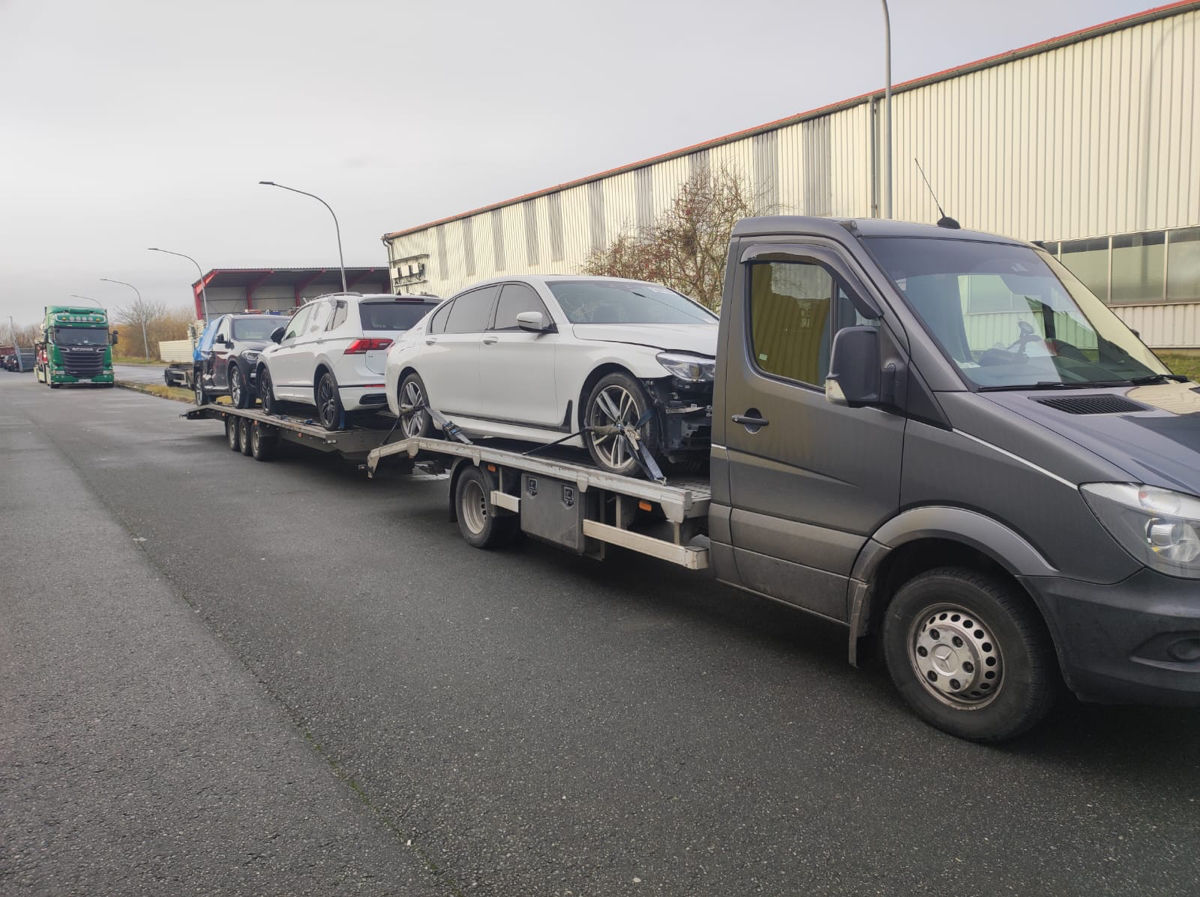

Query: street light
[
  {"left": 259, "top": 180, "right": 347, "bottom": 292},
  {"left": 100, "top": 277, "right": 149, "bottom": 361},
  {"left": 148, "top": 247, "right": 211, "bottom": 322},
  {"left": 881, "top": 0, "right": 893, "bottom": 219},
  {"left": 69, "top": 294, "right": 104, "bottom": 308}
]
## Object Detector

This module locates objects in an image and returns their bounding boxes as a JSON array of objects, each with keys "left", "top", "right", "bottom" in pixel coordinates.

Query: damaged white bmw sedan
[{"left": 384, "top": 275, "right": 717, "bottom": 476}]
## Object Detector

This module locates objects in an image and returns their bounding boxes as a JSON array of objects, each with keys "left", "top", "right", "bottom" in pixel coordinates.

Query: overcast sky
[{"left": 0, "top": 0, "right": 1162, "bottom": 327}]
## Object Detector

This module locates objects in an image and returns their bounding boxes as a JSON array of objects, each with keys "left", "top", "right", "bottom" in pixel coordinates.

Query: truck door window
[{"left": 748, "top": 260, "right": 873, "bottom": 387}]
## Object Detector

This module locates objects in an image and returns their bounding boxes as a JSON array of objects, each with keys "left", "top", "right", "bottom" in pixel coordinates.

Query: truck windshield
[
  {"left": 231, "top": 317, "right": 283, "bottom": 340},
  {"left": 53, "top": 327, "right": 109, "bottom": 347},
  {"left": 862, "top": 236, "right": 1168, "bottom": 389},
  {"left": 549, "top": 281, "right": 717, "bottom": 325}
]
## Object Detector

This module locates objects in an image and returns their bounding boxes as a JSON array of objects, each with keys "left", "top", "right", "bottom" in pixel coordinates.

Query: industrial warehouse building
[
  {"left": 381, "top": 1, "right": 1200, "bottom": 349},
  {"left": 189, "top": 267, "right": 389, "bottom": 318}
]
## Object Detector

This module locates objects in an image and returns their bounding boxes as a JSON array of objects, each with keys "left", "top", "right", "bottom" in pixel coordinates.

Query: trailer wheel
[
  {"left": 225, "top": 416, "right": 240, "bottom": 451},
  {"left": 882, "top": 567, "right": 1057, "bottom": 742},
  {"left": 250, "top": 421, "right": 277, "bottom": 461},
  {"left": 455, "top": 466, "right": 517, "bottom": 549},
  {"left": 238, "top": 418, "right": 253, "bottom": 455}
]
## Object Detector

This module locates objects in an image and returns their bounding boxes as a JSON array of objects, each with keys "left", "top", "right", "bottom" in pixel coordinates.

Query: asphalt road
[
  {"left": 3, "top": 376, "right": 1200, "bottom": 896},
  {"left": 114, "top": 363, "right": 173, "bottom": 385}
]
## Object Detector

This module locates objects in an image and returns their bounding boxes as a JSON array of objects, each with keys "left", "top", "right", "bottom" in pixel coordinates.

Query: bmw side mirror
[
  {"left": 270, "top": 327, "right": 284, "bottom": 344},
  {"left": 516, "top": 311, "right": 551, "bottom": 333},
  {"left": 825, "top": 326, "right": 881, "bottom": 407}
]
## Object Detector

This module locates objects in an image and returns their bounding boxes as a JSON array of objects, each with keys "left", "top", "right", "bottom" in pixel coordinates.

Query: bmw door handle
[
  {"left": 425, "top": 337, "right": 438, "bottom": 346},
  {"left": 482, "top": 336, "right": 498, "bottom": 345}
]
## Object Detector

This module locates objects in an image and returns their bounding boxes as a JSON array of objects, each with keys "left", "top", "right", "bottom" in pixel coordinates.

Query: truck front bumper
[
  {"left": 51, "top": 369, "right": 114, "bottom": 384},
  {"left": 1022, "top": 567, "right": 1200, "bottom": 706}
]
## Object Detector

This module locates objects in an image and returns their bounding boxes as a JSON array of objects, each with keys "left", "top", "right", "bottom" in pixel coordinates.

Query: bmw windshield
[
  {"left": 549, "top": 281, "right": 717, "bottom": 325},
  {"left": 862, "top": 236, "right": 1170, "bottom": 389}
]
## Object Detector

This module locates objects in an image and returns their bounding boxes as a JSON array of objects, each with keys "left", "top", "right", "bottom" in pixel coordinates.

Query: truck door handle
[
  {"left": 732, "top": 412, "right": 769, "bottom": 429},
  {"left": 482, "top": 336, "right": 498, "bottom": 345}
]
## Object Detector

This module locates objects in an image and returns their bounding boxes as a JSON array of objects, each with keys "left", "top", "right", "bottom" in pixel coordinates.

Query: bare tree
[
  {"left": 583, "top": 167, "right": 765, "bottom": 310},
  {"left": 115, "top": 297, "right": 168, "bottom": 359}
]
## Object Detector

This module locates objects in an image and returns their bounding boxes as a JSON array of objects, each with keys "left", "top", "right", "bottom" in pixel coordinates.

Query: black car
[
  {"left": 2, "top": 350, "right": 35, "bottom": 371},
  {"left": 194, "top": 314, "right": 282, "bottom": 407}
]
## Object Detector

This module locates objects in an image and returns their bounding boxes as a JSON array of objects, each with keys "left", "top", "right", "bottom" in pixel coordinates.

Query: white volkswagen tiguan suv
[{"left": 256, "top": 292, "right": 440, "bottom": 429}]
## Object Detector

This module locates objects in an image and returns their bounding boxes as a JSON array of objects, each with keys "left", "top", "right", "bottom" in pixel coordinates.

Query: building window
[
  {"left": 1111, "top": 232, "right": 1165, "bottom": 304},
  {"left": 1059, "top": 237, "right": 1110, "bottom": 301},
  {"left": 1167, "top": 228, "right": 1200, "bottom": 303},
  {"left": 1053, "top": 228, "right": 1200, "bottom": 306}
]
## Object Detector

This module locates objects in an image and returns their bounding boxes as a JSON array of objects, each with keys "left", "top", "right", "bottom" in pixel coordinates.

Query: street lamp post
[
  {"left": 100, "top": 277, "right": 149, "bottom": 361},
  {"left": 148, "top": 247, "right": 211, "bottom": 322},
  {"left": 881, "top": 0, "right": 893, "bottom": 219},
  {"left": 259, "top": 180, "right": 348, "bottom": 292}
]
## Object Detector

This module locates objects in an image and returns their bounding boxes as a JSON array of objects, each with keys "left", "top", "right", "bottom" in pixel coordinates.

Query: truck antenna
[{"left": 914, "top": 158, "right": 960, "bottom": 229}]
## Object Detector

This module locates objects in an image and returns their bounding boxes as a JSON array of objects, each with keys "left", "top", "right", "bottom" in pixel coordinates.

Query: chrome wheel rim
[
  {"left": 230, "top": 368, "right": 243, "bottom": 405},
  {"left": 195, "top": 382, "right": 205, "bottom": 405},
  {"left": 401, "top": 379, "right": 426, "bottom": 439},
  {"left": 461, "top": 478, "right": 488, "bottom": 534},
  {"left": 908, "top": 603, "right": 1004, "bottom": 708},
  {"left": 260, "top": 371, "right": 272, "bottom": 410},
  {"left": 588, "top": 384, "right": 641, "bottom": 470}
]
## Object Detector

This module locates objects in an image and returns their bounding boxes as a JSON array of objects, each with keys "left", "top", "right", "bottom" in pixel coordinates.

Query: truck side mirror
[
  {"left": 111, "top": 330, "right": 119, "bottom": 345},
  {"left": 825, "top": 326, "right": 881, "bottom": 407}
]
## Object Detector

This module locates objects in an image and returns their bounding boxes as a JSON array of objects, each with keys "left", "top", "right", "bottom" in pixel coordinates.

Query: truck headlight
[
  {"left": 656, "top": 352, "right": 715, "bottom": 383},
  {"left": 1081, "top": 483, "right": 1200, "bottom": 578}
]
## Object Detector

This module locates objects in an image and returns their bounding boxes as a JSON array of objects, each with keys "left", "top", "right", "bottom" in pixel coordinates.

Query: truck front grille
[{"left": 62, "top": 348, "right": 105, "bottom": 377}]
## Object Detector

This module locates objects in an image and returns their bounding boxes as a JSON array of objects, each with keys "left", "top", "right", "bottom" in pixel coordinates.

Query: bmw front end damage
[{"left": 645, "top": 351, "right": 714, "bottom": 463}]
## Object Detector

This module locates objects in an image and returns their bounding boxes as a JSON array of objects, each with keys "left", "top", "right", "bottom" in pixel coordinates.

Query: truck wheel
[
  {"left": 455, "top": 466, "right": 517, "bottom": 549},
  {"left": 882, "top": 567, "right": 1057, "bottom": 742},
  {"left": 316, "top": 371, "right": 343, "bottom": 431},
  {"left": 225, "top": 416, "right": 240, "bottom": 452},
  {"left": 230, "top": 364, "right": 250, "bottom": 409},
  {"left": 398, "top": 372, "right": 431, "bottom": 439},
  {"left": 582, "top": 371, "right": 660, "bottom": 477},
  {"left": 238, "top": 418, "right": 253, "bottom": 455},
  {"left": 258, "top": 366, "right": 277, "bottom": 414},
  {"left": 250, "top": 422, "right": 277, "bottom": 461}
]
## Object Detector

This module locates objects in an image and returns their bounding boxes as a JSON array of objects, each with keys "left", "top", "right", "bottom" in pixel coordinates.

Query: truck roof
[{"left": 731, "top": 216, "right": 1026, "bottom": 246}]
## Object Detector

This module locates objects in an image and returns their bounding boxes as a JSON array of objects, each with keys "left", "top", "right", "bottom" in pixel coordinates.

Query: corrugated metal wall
[{"left": 386, "top": 6, "right": 1200, "bottom": 343}]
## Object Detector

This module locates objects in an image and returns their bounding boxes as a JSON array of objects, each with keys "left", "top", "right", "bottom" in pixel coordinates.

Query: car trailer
[
  {"left": 184, "top": 404, "right": 406, "bottom": 463},
  {"left": 186, "top": 402, "right": 711, "bottom": 570}
]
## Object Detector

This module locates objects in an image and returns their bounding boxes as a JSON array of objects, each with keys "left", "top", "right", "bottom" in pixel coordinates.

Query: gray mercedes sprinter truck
[{"left": 706, "top": 216, "right": 1200, "bottom": 740}]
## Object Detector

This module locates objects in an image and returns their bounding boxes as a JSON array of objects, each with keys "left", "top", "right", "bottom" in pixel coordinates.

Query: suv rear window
[{"left": 359, "top": 301, "right": 437, "bottom": 331}]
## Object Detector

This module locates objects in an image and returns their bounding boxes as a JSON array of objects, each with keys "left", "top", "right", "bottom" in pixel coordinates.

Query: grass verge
[{"left": 1158, "top": 353, "right": 1200, "bottom": 383}]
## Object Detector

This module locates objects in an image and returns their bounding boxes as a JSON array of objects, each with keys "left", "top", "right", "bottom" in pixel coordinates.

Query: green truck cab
[{"left": 35, "top": 306, "right": 118, "bottom": 388}]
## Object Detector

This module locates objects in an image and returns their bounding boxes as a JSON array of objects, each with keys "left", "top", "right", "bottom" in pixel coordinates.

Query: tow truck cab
[{"left": 708, "top": 216, "right": 1200, "bottom": 740}]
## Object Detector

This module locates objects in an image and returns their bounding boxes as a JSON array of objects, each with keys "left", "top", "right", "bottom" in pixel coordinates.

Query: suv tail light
[{"left": 344, "top": 338, "right": 393, "bottom": 354}]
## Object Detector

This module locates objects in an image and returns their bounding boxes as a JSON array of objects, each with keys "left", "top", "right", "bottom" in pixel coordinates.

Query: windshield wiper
[
  {"left": 980, "top": 381, "right": 1127, "bottom": 391},
  {"left": 1128, "top": 373, "right": 1188, "bottom": 385}
]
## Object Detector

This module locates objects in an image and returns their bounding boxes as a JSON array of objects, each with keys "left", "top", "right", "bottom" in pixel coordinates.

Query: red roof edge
[{"left": 382, "top": 1, "right": 1200, "bottom": 242}]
